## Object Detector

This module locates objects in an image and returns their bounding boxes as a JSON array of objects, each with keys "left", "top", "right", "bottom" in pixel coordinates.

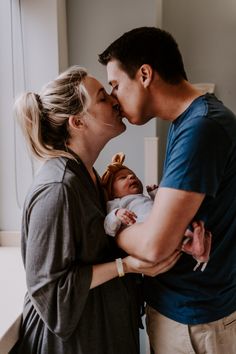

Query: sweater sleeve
[
  {"left": 24, "top": 182, "right": 92, "bottom": 340},
  {"left": 104, "top": 208, "right": 121, "bottom": 236}
]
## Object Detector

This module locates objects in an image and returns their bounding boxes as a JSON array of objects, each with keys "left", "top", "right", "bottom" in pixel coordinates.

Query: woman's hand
[
  {"left": 123, "top": 250, "right": 182, "bottom": 277},
  {"left": 90, "top": 250, "right": 181, "bottom": 289}
]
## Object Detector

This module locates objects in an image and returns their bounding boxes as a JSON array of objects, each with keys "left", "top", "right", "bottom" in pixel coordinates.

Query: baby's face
[{"left": 112, "top": 168, "right": 143, "bottom": 198}]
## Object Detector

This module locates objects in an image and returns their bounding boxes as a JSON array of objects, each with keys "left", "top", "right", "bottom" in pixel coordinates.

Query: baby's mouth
[{"left": 129, "top": 181, "right": 139, "bottom": 188}]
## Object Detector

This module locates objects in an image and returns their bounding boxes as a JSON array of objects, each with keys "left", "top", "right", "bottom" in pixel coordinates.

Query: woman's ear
[
  {"left": 68, "top": 115, "right": 84, "bottom": 130},
  {"left": 139, "top": 64, "right": 153, "bottom": 88}
]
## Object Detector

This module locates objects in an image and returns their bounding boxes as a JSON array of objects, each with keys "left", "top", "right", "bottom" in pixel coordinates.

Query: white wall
[
  {"left": 66, "top": 0, "right": 161, "bottom": 184},
  {"left": 163, "top": 0, "right": 236, "bottom": 113},
  {"left": 0, "top": 0, "right": 68, "bottom": 230}
]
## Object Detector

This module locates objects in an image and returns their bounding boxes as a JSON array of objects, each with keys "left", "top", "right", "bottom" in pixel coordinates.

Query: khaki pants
[{"left": 146, "top": 305, "right": 236, "bottom": 354}]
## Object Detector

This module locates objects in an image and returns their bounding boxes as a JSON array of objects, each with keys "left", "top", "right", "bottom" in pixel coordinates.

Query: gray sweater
[{"left": 10, "top": 156, "right": 140, "bottom": 354}]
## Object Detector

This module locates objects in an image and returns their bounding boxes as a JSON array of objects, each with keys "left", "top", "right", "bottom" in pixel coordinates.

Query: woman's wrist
[{"left": 121, "top": 257, "right": 130, "bottom": 274}]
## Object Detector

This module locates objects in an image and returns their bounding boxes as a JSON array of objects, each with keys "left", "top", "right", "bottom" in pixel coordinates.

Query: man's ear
[
  {"left": 139, "top": 64, "right": 153, "bottom": 88},
  {"left": 68, "top": 115, "right": 84, "bottom": 129}
]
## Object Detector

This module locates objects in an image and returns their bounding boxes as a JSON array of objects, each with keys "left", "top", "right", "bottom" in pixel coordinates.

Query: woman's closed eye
[
  {"left": 97, "top": 88, "right": 109, "bottom": 102},
  {"left": 99, "top": 92, "right": 108, "bottom": 102}
]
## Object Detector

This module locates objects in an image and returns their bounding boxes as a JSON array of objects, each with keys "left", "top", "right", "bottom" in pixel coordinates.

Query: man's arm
[{"left": 116, "top": 187, "right": 205, "bottom": 263}]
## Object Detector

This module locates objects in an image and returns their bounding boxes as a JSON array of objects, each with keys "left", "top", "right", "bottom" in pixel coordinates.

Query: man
[{"left": 99, "top": 27, "right": 236, "bottom": 354}]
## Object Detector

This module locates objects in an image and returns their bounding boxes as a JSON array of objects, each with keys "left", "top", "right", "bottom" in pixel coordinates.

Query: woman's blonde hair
[{"left": 14, "top": 65, "right": 89, "bottom": 160}]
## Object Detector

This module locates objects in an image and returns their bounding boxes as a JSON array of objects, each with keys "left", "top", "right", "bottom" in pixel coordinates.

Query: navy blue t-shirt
[{"left": 144, "top": 94, "right": 236, "bottom": 324}]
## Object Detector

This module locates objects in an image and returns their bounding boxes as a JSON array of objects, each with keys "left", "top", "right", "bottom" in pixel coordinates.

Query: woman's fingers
[
  {"left": 124, "top": 250, "right": 182, "bottom": 277},
  {"left": 147, "top": 251, "right": 182, "bottom": 276}
]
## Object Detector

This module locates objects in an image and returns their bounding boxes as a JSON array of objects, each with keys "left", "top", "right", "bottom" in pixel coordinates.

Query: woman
[{"left": 10, "top": 66, "right": 181, "bottom": 354}]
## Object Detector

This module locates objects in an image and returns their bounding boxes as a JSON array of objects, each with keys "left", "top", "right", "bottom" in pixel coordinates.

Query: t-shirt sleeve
[
  {"left": 160, "top": 117, "right": 231, "bottom": 196},
  {"left": 24, "top": 182, "right": 92, "bottom": 340}
]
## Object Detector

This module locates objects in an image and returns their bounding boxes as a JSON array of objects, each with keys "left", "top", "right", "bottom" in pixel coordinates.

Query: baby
[{"left": 101, "top": 152, "right": 212, "bottom": 271}]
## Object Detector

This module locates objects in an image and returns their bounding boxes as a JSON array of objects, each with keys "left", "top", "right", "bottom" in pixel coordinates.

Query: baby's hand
[
  {"left": 116, "top": 208, "right": 137, "bottom": 226},
  {"left": 146, "top": 184, "right": 158, "bottom": 193}
]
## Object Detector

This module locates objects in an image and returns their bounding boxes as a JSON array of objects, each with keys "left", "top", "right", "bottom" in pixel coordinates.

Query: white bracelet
[{"left": 116, "top": 258, "right": 125, "bottom": 277}]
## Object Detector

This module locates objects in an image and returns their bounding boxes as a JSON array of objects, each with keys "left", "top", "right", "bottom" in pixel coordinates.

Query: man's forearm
[
  {"left": 116, "top": 187, "right": 205, "bottom": 263},
  {"left": 116, "top": 219, "right": 181, "bottom": 263}
]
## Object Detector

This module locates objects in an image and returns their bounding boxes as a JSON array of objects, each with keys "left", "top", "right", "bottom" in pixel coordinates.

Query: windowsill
[
  {"left": 0, "top": 231, "right": 21, "bottom": 247},
  {"left": 0, "top": 232, "right": 26, "bottom": 353}
]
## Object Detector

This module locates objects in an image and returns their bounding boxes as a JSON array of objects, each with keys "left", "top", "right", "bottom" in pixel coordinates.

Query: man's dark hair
[{"left": 98, "top": 27, "right": 187, "bottom": 84}]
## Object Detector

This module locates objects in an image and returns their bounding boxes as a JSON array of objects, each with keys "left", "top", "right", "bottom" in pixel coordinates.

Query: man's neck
[{"left": 152, "top": 79, "right": 202, "bottom": 122}]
